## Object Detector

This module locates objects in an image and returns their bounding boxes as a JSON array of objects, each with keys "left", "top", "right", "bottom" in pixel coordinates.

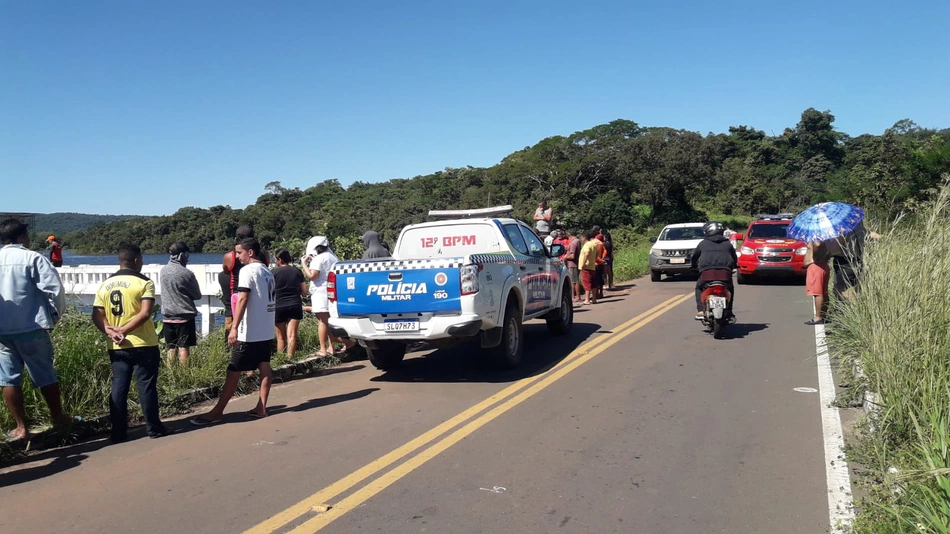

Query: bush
[{"left": 830, "top": 179, "right": 950, "bottom": 533}]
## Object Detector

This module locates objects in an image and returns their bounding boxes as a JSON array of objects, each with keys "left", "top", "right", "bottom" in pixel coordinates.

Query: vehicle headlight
[
  {"left": 651, "top": 248, "right": 664, "bottom": 256},
  {"left": 795, "top": 247, "right": 807, "bottom": 256},
  {"left": 740, "top": 246, "right": 755, "bottom": 255}
]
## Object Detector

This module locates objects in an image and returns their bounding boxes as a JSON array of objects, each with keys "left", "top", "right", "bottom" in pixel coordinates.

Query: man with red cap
[{"left": 46, "top": 236, "right": 63, "bottom": 267}]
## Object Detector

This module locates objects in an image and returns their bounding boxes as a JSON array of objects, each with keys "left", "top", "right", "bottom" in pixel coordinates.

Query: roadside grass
[
  {"left": 612, "top": 244, "right": 652, "bottom": 282},
  {"left": 828, "top": 181, "right": 950, "bottom": 533},
  {"left": 1, "top": 312, "right": 332, "bottom": 435}
]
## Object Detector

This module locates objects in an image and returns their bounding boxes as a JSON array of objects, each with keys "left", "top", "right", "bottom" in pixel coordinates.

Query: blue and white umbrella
[{"left": 787, "top": 202, "right": 865, "bottom": 242}]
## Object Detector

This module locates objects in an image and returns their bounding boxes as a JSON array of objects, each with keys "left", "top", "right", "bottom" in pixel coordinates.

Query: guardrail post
[{"left": 199, "top": 296, "right": 212, "bottom": 337}]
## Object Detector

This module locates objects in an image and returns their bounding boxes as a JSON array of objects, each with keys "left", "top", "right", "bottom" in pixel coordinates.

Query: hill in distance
[{"left": 34, "top": 212, "right": 140, "bottom": 236}]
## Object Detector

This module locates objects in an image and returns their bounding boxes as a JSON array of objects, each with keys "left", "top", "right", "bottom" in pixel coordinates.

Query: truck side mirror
[
  {"left": 549, "top": 244, "right": 565, "bottom": 257},
  {"left": 733, "top": 234, "right": 744, "bottom": 240},
  {"left": 649, "top": 237, "right": 657, "bottom": 243}
]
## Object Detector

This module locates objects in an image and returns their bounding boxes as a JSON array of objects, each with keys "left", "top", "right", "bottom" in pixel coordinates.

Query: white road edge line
[{"left": 814, "top": 322, "right": 855, "bottom": 532}]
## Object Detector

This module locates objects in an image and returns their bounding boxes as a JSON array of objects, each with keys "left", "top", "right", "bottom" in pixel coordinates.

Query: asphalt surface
[{"left": 0, "top": 274, "right": 832, "bottom": 534}]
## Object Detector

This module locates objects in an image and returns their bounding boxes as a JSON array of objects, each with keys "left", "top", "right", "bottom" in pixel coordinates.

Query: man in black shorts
[
  {"left": 191, "top": 238, "right": 275, "bottom": 425},
  {"left": 159, "top": 241, "right": 202, "bottom": 366}
]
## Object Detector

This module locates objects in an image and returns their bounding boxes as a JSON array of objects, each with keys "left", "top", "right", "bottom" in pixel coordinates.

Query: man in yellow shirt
[
  {"left": 93, "top": 243, "right": 172, "bottom": 443},
  {"left": 578, "top": 230, "right": 601, "bottom": 305}
]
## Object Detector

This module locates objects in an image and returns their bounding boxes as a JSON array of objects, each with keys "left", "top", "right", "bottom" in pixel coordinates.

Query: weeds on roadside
[
  {"left": 829, "top": 178, "right": 950, "bottom": 533},
  {"left": 611, "top": 242, "right": 652, "bottom": 282}
]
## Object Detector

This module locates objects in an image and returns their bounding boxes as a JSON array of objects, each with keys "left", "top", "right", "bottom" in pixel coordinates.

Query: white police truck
[{"left": 327, "top": 206, "right": 574, "bottom": 370}]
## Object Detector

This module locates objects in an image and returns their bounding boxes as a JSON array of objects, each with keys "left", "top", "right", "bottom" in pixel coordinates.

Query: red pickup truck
[{"left": 735, "top": 214, "right": 807, "bottom": 284}]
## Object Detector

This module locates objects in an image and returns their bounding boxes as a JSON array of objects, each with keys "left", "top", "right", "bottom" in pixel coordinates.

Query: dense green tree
[{"left": 66, "top": 110, "right": 950, "bottom": 254}]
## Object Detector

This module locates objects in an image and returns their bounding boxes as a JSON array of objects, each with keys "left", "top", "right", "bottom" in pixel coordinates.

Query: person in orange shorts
[{"left": 804, "top": 240, "right": 831, "bottom": 325}]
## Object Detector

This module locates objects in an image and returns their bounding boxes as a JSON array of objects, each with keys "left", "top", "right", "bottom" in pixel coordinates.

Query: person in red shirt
[
  {"left": 553, "top": 230, "right": 570, "bottom": 252},
  {"left": 46, "top": 236, "right": 63, "bottom": 267},
  {"left": 222, "top": 225, "right": 270, "bottom": 331}
]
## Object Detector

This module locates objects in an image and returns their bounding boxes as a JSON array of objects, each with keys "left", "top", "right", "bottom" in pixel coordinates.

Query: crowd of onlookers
[
  {"left": 2, "top": 204, "right": 618, "bottom": 444},
  {"left": 534, "top": 201, "right": 617, "bottom": 305},
  {"left": 0, "top": 210, "right": 406, "bottom": 443}
]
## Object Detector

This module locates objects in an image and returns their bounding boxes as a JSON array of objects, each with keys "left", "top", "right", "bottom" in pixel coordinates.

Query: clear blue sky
[{"left": 2, "top": 1, "right": 947, "bottom": 215}]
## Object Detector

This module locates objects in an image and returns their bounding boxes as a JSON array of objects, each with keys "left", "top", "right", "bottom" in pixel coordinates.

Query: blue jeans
[
  {"left": 0, "top": 330, "right": 58, "bottom": 388},
  {"left": 109, "top": 346, "right": 165, "bottom": 439}
]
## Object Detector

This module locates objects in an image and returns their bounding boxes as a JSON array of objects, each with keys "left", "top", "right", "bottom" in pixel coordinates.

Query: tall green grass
[
  {"left": 829, "top": 180, "right": 950, "bottom": 533},
  {"left": 612, "top": 245, "right": 652, "bottom": 282},
  {"left": 1, "top": 312, "right": 328, "bottom": 433}
]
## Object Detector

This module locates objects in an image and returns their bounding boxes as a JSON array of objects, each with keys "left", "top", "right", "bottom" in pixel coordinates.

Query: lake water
[
  {"left": 61, "top": 251, "right": 229, "bottom": 330},
  {"left": 62, "top": 251, "right": 224, "bottom": 266}
]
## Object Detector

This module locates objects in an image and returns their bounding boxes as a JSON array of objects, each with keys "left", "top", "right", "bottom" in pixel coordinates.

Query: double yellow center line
[{"left": 245, "top": 292, "right": 692, "bottom": 534}]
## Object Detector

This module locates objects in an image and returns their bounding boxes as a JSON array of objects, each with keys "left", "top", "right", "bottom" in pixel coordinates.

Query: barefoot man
[
  {"left": 0, "top": 219, "right": 75, "bottom": 441},
  {"left": 192, "top": 238, "right": 275, "bottom": 425}
]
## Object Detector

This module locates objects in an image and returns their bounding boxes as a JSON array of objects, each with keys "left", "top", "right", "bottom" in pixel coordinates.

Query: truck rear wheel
[
  {"left": 367, "top": 342, "right": 407, "bottom": 370},
  {"left": 546, "top": 284, "right": 574, "bottom": 335},
  {"left": 491, "top": 299, "right": 523, "bottom": 369}
]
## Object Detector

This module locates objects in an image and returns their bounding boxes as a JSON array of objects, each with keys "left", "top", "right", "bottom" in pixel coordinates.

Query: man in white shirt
[{"left": 191, "top": 238, "right": 275, "bottom": 425}]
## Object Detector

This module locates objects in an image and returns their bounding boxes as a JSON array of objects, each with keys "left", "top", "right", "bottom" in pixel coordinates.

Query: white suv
[{"left": 648, "top": 223, "right": 706, "bottom": 281}]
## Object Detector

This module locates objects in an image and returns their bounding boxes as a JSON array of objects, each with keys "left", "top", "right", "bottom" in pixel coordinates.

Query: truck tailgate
[{"left": 334, "top": 259, "right": 464, "bottom": 316}]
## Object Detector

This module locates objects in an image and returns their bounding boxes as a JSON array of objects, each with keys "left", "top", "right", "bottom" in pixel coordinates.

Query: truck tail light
[
  {"left": 460, "top": 265, "right": 480, "bottom": 296},
  {"left": 327, "top": 271, "right": 337, "bottom": 302}
]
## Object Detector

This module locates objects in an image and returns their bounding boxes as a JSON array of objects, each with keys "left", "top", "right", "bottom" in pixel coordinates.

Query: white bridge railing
[{"left": 56, "top": 264, "right": 226, "bottom": 336}]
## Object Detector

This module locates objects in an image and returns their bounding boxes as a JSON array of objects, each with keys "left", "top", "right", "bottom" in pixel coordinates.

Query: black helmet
[{"left": 703, "top": 221, "right": 725, "bottom": 237}]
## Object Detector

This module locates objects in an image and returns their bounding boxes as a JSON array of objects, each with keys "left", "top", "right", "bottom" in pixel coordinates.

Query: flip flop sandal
[
  {"left": 189, "top": 417, "right": 221, "bottom": 427},
  {"left": 5, "top": 430, "right": 29, "bottom": 442},
  {"left": 244, "top": 411, "right": 267, "bottom": 419}
]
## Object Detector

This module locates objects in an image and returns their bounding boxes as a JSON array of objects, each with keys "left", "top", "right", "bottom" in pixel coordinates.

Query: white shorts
[{"left": 311, "top": 288, "right": 329, "bottom": 313}]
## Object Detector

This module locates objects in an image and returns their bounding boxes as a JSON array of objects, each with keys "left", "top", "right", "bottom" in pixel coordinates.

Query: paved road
[{"left": 0, "top": 275, "right": 833, "bottom": 533}]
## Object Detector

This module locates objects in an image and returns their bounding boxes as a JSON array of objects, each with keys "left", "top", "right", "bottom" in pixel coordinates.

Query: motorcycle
[{"left": 699, "top": 282, "right": 735, "bottom": 339}]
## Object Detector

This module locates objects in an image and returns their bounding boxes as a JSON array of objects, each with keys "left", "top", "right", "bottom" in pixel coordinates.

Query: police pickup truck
[{"left": 327, "top": 206, "right": 574, "bottom": 370}]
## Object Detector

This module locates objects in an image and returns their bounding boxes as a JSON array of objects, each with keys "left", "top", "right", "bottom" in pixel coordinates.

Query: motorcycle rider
[{"left": 691, "top": 221, "right": 738, "bottom": 321}]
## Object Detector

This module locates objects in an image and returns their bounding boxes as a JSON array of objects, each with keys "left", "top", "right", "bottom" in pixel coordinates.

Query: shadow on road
[
  {"left": 371, "top": 322, "right": 602, "bottom": 384},
  {"left": 277, "top": 363, "right": 366, "bottom": 385},
  {"left": 723, "top": 322, "right": 770, "bottom": 340},
  {"left": 0, "top": 364, "right": 372, "bottom": 469},
  {"left": 182, "top": 387, "right": 380, "bottom": 430},
  {"left": 0, "top": 388, "right": 381, "bottom": 486},
  {"left": 655, "top": 273, "right": 700, "bottom": 283},
  {"left": 0, "top": 451, "right": 92, "bottom": 487},
  {"left": 267, "top": 388, "right": 379, "bottom": 416},
  {"left": 609, "top": 283, "right": 636, "bottom": 290}
]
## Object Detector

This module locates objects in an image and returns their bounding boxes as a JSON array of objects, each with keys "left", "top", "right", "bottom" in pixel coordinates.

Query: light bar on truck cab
[
  {"left": 754, "top": 213, "right": 796, "bottom": 221},
  {"left": 428, "top": 205, "right": 514, "bottom": 220}
]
